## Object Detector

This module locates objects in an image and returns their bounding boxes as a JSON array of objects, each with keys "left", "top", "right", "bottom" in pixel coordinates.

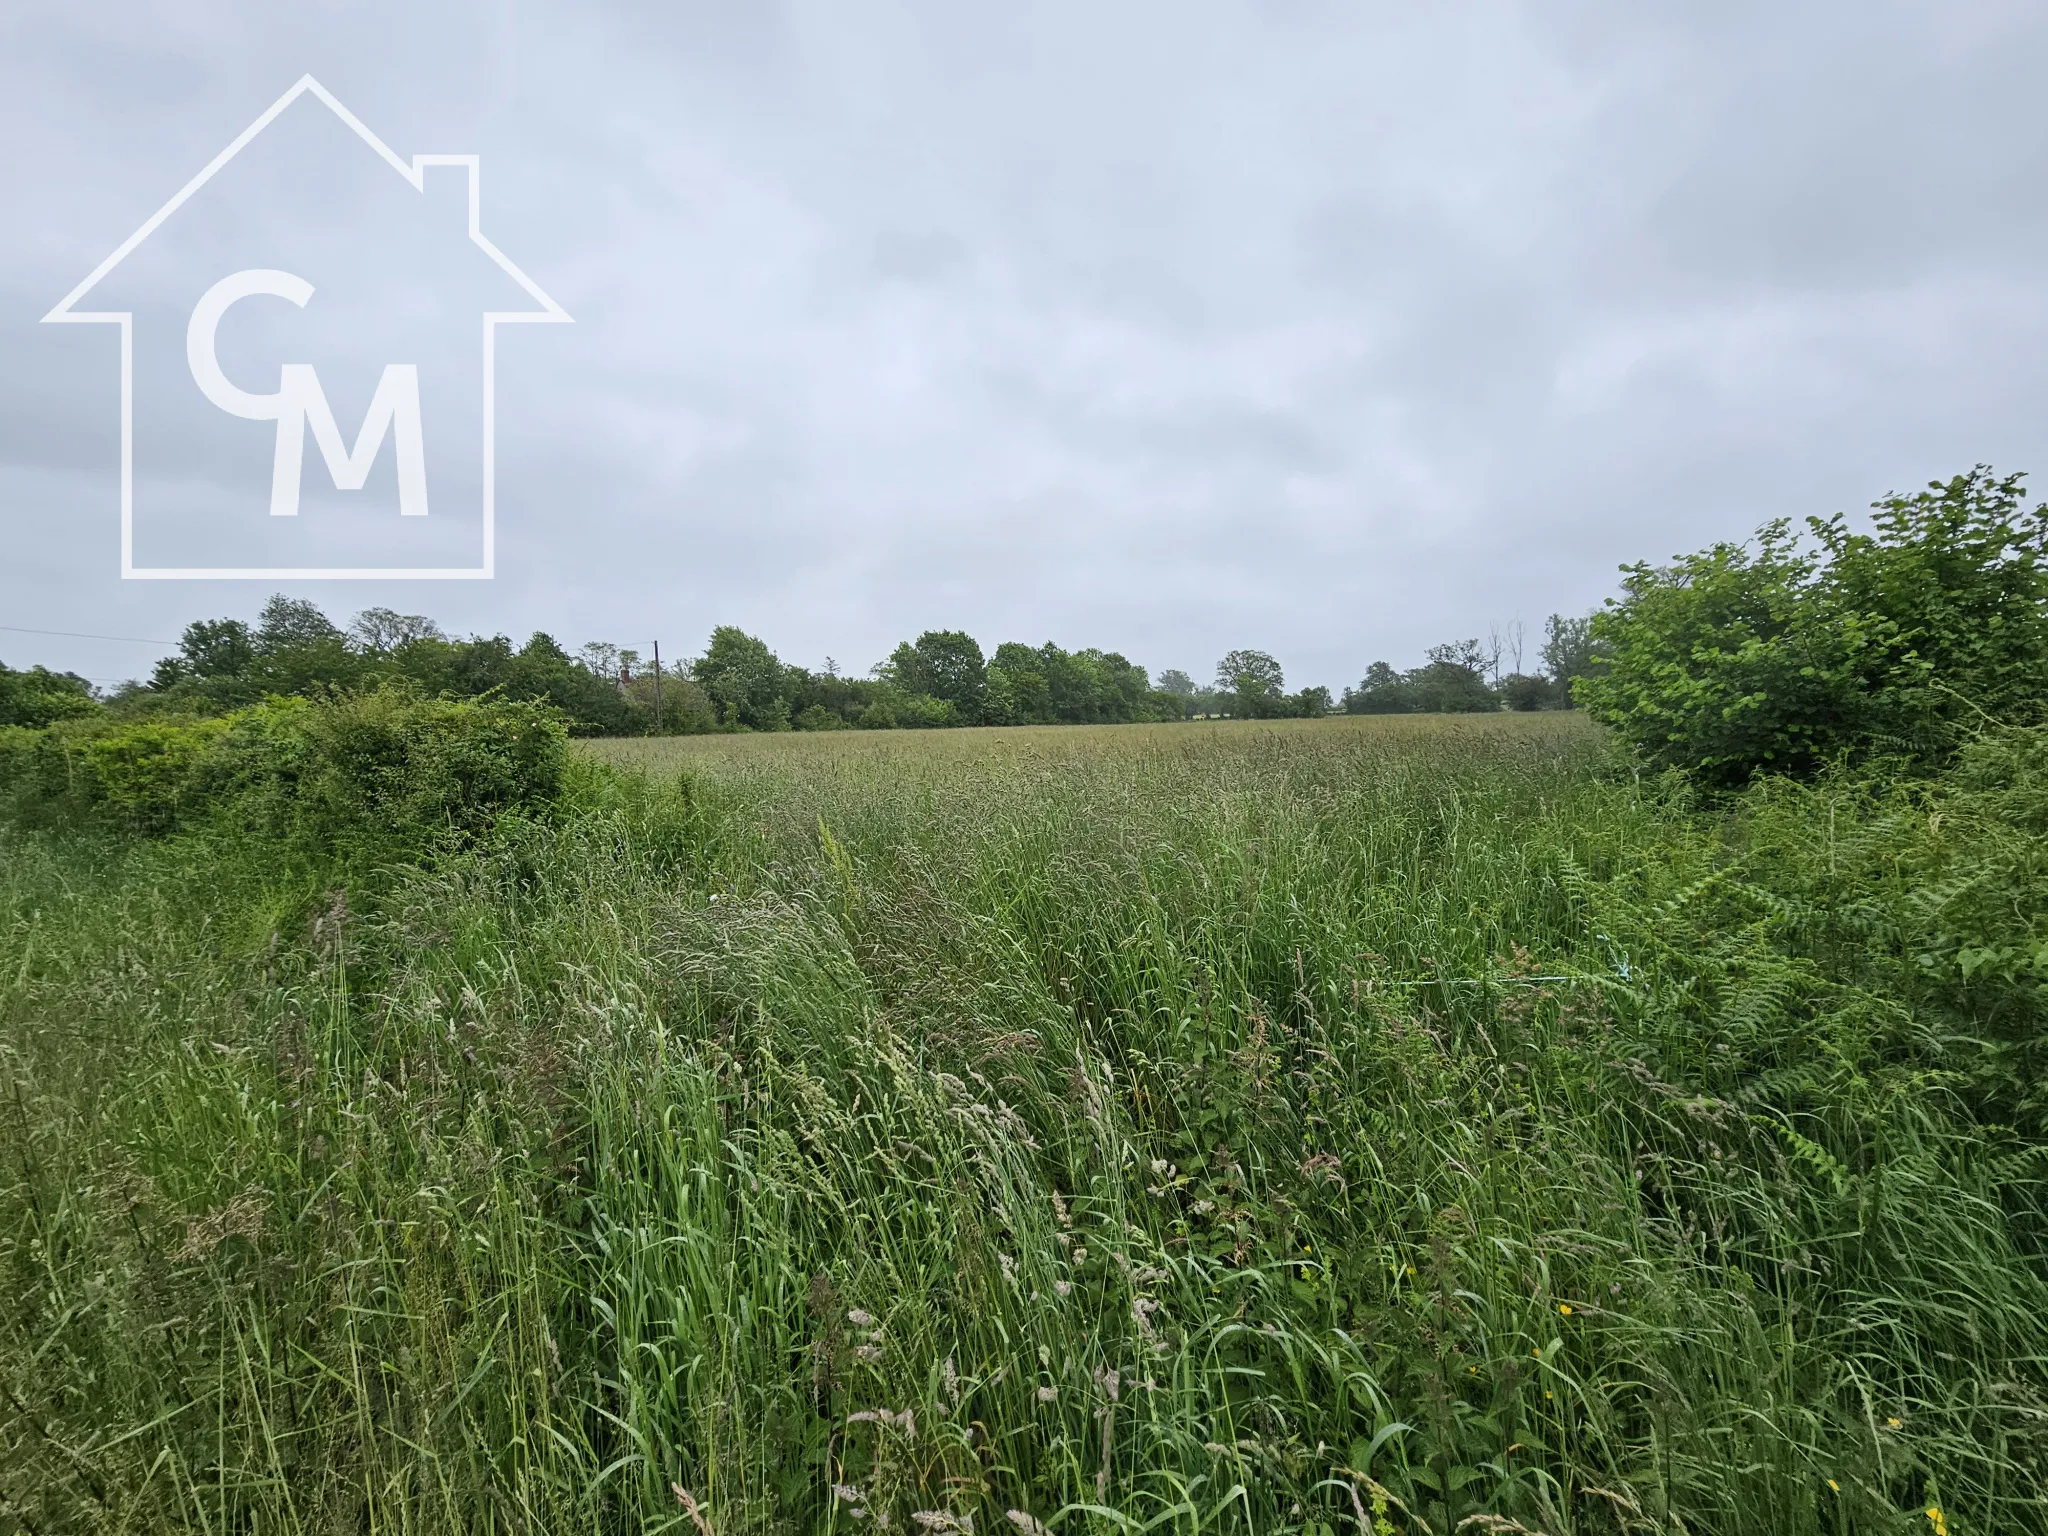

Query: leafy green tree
[
  {"left": 1215, "top": 649, "right": 1286, "bottom": 717},
  {"left": 1539, "top": 613, "right": 1600, "bottom": 705},
  {"left": 1345, "top": 647, "right": 1498, "bottom": 714},
  {"left": 881, "top": 688, "right": 956, "bottom": 728},
  {"left": 349, "top": 608, "right": 445, "bottom": 653},
  {"left": 500, "top": 632, "right": 636, "bottom": 735},
  {"left": 150, "top": 618, "right": 257, "bottom": 702},
  {"left": 1410, "top": 642, "right": 1499, "bottom": 713},
  {"left": 1578, "top": 467, "right": 2048, "bottom": 783},
  {"left": 988, "top": 643, "right": 1055, "bottom": 724},
  {"left": 255, "top": 595, "right": 344, "bottom": 653},
  {"left": 786, "top": 668, "right": 882, "bottom": 729},
  {"left": 1040, "top": 645, "right": 1101, "bottom": 722},
  {"left": 883, "top": 631, "right": 986, "bottom": 722},
  {"left": 620, "top": 668, "right": 717, "bottom": 734},
  {"left": 1158, "top": 668, "right": 1197, "bottom": 698},
  {"left": 1343, "top": 661, "right": 1412, "bottom": 714},
  {"left": 441, "top": 635, "right": 519, "bottom": 699},
  {"left": 179, "top": 618, "right": 257, "bottom": 680},
  {"left": 693, "top": 626, "right": 793, "bottom": 731},
  {"left": 979, "top": 667, "right": 1022, "bottom": 726},
  {"left": 1292, "top": 684, "right": 1333, "bottom": 718},
  {"left": 253, "top": 596, "right": 358, "bottom": 696},
  {"left": 1079, "top": 649, "right": 1159, "bottom": 722},
  {"left": 0, "top": 663, "right": 97, "bottom": 727},
  {"left": 1498, "top": 673, "right": 1559, "bottom": 711}
]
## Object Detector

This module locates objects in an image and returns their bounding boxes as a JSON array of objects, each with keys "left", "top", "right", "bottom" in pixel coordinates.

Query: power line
[{"left": 0, "top": 623, "right": 182, "bottom": 647}]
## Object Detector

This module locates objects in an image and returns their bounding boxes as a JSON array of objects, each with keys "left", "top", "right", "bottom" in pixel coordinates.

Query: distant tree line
[
  {"left": 8, "top": 598, "right": 1612, "bottom": 737},
  {"left": 54, "top": 600, "right": 1201, "bottom": 737},
  {"left": 1341, "top": 614, "right": 1601, "bottom": 715}
]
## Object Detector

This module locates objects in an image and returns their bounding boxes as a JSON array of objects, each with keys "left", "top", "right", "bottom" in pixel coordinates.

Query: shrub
[
  {"left": 0, "top": 662, "right": 98, "bottom": 728},
  {"left": 793, "top": 703, "right": 852, "bottom": 731},
  {"left": 1499, "top": 672, "right": 1560, "bottom": 711},
  {"left": 0, "top": 715, "right": 230, "bottom": 833},
  {"left": 271, "top": 688, "right": 568, "bottom": 848},
  {"left": 1580, "top": 467, "right": 2048, "bottom": 783},
  {"left": 0, "top": 688, "right": 568, "bottom": 849},
  {"left": 1343, "top": 646, "right": 1501, "bottom": 714}
]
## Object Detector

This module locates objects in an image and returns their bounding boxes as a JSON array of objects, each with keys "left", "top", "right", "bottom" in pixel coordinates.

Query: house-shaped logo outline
[{"left": 43, "top": 74, "right": 572, "bottom": 580}]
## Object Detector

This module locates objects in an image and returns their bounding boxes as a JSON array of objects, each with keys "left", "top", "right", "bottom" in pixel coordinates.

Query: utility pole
[{"left": 652, "top": 639, "right": 663, "bottom": 735}]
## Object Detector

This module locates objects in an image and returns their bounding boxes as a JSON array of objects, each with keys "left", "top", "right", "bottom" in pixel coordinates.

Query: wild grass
[{"left": 2, "top": 713, "right": 2042, "bottom": 1534}]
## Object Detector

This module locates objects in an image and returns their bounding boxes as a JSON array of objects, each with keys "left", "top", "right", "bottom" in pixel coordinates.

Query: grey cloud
[{"left": 2, "top": 0, "right": 2046, "bottom": 691}]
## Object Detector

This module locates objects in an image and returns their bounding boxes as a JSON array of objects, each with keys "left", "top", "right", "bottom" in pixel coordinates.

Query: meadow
[{"left": 3, "top": 710, "right": 2044, "bottom": 1535}]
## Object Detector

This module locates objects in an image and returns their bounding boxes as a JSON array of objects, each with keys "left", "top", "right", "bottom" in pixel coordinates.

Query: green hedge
[{"left": 0, "top": 688, "right": 568, "bottom": 848}]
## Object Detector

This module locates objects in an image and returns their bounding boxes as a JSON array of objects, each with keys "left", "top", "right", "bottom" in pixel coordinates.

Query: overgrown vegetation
[
  {"left": 0, "top": 688, "right": 567, "bottom": 846},
  {"left": 1580, "top": 468, "right": 2048, "bottom": 783},
  {"left": 0, "top": 660, "right": 97, "bottom": 728},
  {"left": 2, "top": 469, "right": 2044, "bottom": 1533},
  {"left": 1, "top": 706, "right": 2042, "bottom": 1534}
]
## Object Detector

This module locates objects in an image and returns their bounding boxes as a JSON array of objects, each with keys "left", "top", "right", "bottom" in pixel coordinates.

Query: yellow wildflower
[
  {"left": 1558, "top": 1303, "right": 1573, "bottom": 1315},
  {"left": 1925, "top": 1506, "right": 1947, "bottom": 1536}
]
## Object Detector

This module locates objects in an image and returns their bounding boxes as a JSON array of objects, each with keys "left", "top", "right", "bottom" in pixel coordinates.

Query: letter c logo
[{"left": 186, "top": 269, "right": 314, "bottom": 419}]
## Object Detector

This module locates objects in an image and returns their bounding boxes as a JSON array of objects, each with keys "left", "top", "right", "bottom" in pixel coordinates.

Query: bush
[
  {"left": 1499, "top": 672, "right": 1560, "bottom": 711},
  {"left": 0, "top": 715, "right": 230, "bottom": 833},
  {"left": 793, "top": 703, "right": 852, "bottom": 731},
  {"left": 1580, "top": 467, "right": 2048, "bottom": 783},
  {"left": 0, "top": 662, "right": 98, "bottom": 728},
  {"left": 0, "top": 688, "right": 568, "bottom": 849},
  {"left": 248, "top": 689, "right": 569, "bottom": 850}
]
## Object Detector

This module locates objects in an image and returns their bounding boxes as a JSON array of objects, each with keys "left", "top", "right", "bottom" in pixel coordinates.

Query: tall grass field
[{"left": 4, "top": 712, "right": 2044, "bottom": 1534}]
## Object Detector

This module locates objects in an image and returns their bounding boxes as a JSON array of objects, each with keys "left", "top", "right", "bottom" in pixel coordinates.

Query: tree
[
  {"left": 1539, "top": 614, "right": 1601, "bottom": 705},
  {"left": 501, "top": 632, "right": 636, "bottom": 734},
  {"left": 1577, "top": 467, "right": 2048, "bottom": 783},
  {"left": 1158, "top": 669, "right": 1196, "bottom": 697},
  {"left": 1493, "top": 619, "right": 1526, "bottom": 679},
  {"left": 1343, "top": 648, "right": 1497, "bottom": 714},
  {"left": 1293, "top": 685, "right": 1333, "bottom": 718},
  {"left": 350, "top": 607, "right": 445, "bottom": 653},
  {"left": 1411, "top": 642, "right": 1498, "bottom": 713},
  {"left": 883, "top": 631, "right": 986, "bottom": 722},
  {"left": 253, "top": 596, "right": 357, "bottom": 696},
  {"left": 153, "top": 619, "right": 254, "bottom": 690},
  {"left": 1498, "top": 673, "right": 1559, "bottom": 711},
  {"left": 256, "top": 595, "right": 344, "bottom": 654},
  {"left": 578, "top": 641, "right": 624, "bottom": 682},
  {"left": 794, "top": 703, "right": 852, "bottom": 731},
  {"left": 1344, "top": 661, "right": 1412, "bottom": 714},
  {"left": 693, "top": 626, "right": 793, "bottom": 730},
  {"left": 0, "top": 663, "right": 96, "bottom": 728},
  {"left": 1215, "top": 649, "right": 1286, "bottom": 717}
]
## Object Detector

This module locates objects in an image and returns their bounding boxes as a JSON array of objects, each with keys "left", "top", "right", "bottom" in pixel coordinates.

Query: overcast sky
[{"left": 5, "top": 1, "right": 2047, "bottom": 692}]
